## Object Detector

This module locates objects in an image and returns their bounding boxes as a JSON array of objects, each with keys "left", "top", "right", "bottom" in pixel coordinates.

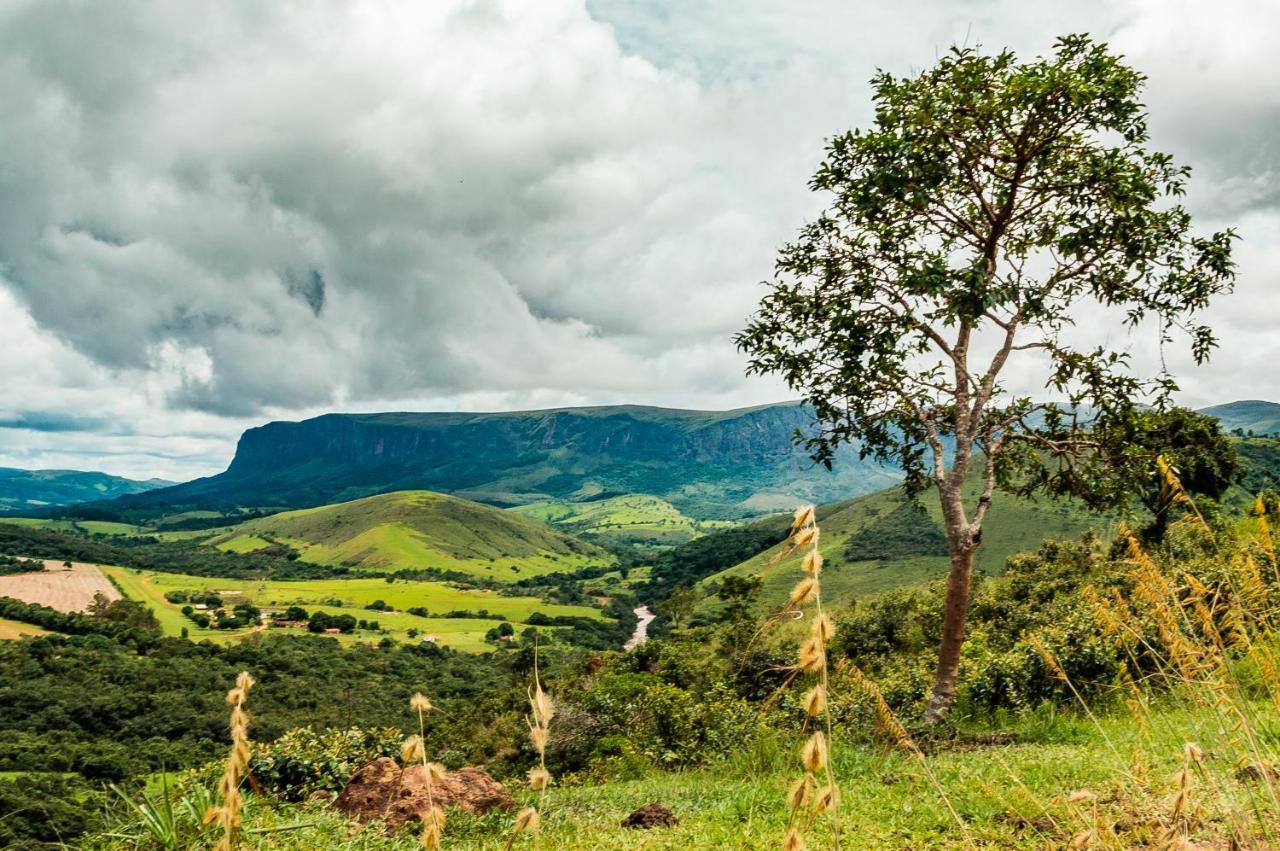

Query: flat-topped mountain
[{"left": 108, "top": 403, "right": 902, "bottom": 518}]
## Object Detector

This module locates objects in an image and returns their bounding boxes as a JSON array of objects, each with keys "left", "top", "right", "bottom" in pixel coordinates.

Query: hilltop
[
  {"left": 701, "top": 472, "right": 1110, "bottom": 610},
  {"left": 1202, "top": 399, "right": 1280, "bottom": 436},
  {"left": 0, "top": 467, "right": 172, "bottom": 513},
  {"left": 507, "top": 494, "right": 734, "bottom": 548},
  {"left": 100, "top": 403, "right": 902, "bottom": 519},
  {"left": 201, "top": 490, "right": 610, "bottom": 580}
]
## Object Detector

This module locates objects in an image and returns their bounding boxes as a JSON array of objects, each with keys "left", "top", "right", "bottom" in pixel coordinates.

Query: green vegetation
[
  {"left": 509, "top": 494, "right": 735, "bottom": 548},
  {"left": 101, "top": 566, "right": 608, "bottom": 651},
  {"left": 0, "top": 466, "right": 170, "bottom": 513},
  {"left": 701, "top": 473, "right": 1111, "bottom": 611},
  {"left": 216, "top": 491, "right": 611, "bottom": 579}
]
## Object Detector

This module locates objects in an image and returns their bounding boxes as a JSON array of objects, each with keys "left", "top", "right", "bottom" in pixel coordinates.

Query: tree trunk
[{"left": 922, "top": 542, "right": 976, "bottom": 725}]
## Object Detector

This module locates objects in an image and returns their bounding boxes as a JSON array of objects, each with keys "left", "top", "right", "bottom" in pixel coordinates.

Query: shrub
[{"left": 241, "top": 727, "right": 403, "bottom": 800}]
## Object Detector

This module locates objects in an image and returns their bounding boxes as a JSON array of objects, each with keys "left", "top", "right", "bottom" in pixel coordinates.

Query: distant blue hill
[
  {"left": 0, "top": 467, "right": 174, "bottom": 513},
  {"left": 1200, "top": 400, "right": 1280, "bottom": 436}
]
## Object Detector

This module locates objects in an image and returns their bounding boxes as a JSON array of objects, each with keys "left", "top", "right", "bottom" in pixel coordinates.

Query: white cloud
[{"left": 0, "top": 0, "right": 1276, "bottom": 480}]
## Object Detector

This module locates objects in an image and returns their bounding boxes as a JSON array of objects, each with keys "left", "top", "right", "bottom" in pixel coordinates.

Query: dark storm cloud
[{"left": 0, "top": 0, "right": 1277, "bottom": 479}]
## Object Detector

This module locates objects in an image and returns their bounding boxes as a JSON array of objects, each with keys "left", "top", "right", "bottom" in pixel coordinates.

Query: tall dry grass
[{"left": 205, "top": 671, "right": 254, "bottom": 851}]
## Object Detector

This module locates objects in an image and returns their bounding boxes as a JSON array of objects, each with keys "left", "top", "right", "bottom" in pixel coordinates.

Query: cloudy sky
[{"left": 1, "top": 0, "right": 1277, "bottom": 481}]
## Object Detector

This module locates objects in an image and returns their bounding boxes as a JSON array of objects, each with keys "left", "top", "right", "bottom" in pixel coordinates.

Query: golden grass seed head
[
  {"left": 528, "top": 767, "right": 552, "bottom": 791},
  {"left": 420, "top": 823, "right": 441, "bottom": 851},
  {"left": 802, "top": 685, "right": 827, "bottom": 718},
  {"left": 793, "top": 527, "right": 818, "bottom": 548},
  {"left": 797, "top": 636, "right": 825, "bottom": 674},
  {"left": 788, "top": 773, "right": 815, "bottom": 810},
  {"left": 1184, "top": 742, "right": 1203, "bottom": 765},
  {"left": 792, "top": 505, "right": 815, "bottom": 531},
  {"left": 427, "top": 762, "right": 447, "bottom": 784},
  {"left": 531, "top": 685, "right": 554, "bottom": 726},
  {"left": 410, "top": 692, "right": 433, "bottom": 713},
  {"left": 783, "top": 828, "right": 805, "bottom": 851},
  {"left": 810, "top": 612, "right": 834, "bottom": 644},
  {"left": 226, "top": 688, "right": 244, "bottom": 706},
  {"left": 789, "top": 578, "right": 819, "bottom": 607},
  {"left": 802, "top": 550, "right": 823, "bottom": 576},
  {"left": 513, "top": 806, "right": 540, "bottom": 834},
  {"left": 815, "top": 784, "right": 839, "bottom": 814},
  {"left": 235, "top": 671, "right": 254, "bottom": 693},
  {"left": 402, "top": 735, "right": 425, "bottom": 764},
  {"left": 801, "top": 731, "right": 828, "bottom": 773},
  {"left": 529, "top": 724, "right": 548, "bottom": 754},
  {"left": 425, "top": 806, "right": 446, "bottom": 830}
]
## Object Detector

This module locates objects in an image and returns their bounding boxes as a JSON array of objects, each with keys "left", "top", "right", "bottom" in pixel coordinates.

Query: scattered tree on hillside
[{"left": 738, "top": 36, "right": 1235, "bottom": 722}]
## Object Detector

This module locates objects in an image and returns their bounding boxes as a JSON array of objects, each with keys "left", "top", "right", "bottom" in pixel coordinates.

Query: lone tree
[{"left": 737, "top": 36, "right": 1235, "bottom": 723}]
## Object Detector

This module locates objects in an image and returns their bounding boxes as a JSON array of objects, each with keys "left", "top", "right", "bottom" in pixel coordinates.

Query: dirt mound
[
  {"left": 622, "top": 802, "right": 678, "bottom": 829},
  {"left": 334, "top": 757, "right": 514, "bottom": 829}
]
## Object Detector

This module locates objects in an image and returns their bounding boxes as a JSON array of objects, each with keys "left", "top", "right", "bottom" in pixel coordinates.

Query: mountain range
[
  {"left": 0, "top": 468, "right": 173, "bottom": 513},
  {"left": 19, "top": 399, "right": 1280, "bottom": 521},
  {"left": 104, "top": 403, "right": 904, "bottom": 519}
]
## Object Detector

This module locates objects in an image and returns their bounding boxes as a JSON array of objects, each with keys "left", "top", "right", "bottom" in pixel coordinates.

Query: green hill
[
  {"left": 1202, "top": 400, "right": 1280, "bottom": 436},
  {"left": 701, "top": 476, "right": 1115, "bottom": 610},
  {"left": 203, "top": 490, "right": 611, "bottom": 580},
  {"left": 0, "top": 467, "right": 172, "bottom": 513},
  {"left": 508, "top": 494, "right": 735, "bottom": 548}
]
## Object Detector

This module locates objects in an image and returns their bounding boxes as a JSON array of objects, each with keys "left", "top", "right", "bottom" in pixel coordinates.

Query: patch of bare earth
[{"left": 0, "top": 560, "right": 121, "bottom": 613}]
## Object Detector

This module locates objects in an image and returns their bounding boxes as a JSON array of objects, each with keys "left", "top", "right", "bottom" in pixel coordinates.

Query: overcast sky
[{"left": 1, "top": 0, "right": 1277, "bottom": 481}]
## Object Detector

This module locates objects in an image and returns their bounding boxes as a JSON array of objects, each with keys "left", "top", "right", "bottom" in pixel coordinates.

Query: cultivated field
[
  {"left": 101, "top": 567, "right": 606, "bottom": 652},
  {"left": 0, "top": 560, "right": 121, "bottom": 612}
]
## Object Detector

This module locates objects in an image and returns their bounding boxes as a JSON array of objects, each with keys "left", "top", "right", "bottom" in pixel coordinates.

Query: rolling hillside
[
  {"left": 203, "top": 490, "right": 611, "bottom": 580},
  {"left": 0, "top": 467, "right": 172, "bottom": 513},
  {"left": 101, "top": 403, "right": 902, "bottom": 518},
  {"left": 702, "top": 476, "right": 1115, "bottom": 610},
  {"left": 1203, "top": 400, "right": 1280, "bottom": 436},
  {"left": 508, "top": 494, "right": 735, "bottom": 548}
]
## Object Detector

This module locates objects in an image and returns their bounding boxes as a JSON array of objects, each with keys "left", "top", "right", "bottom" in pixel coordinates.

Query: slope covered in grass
[
  {"left": 702, "top": 474, "right": 1114, "bottom": 609},
  {"left": 210, "top": 491, "right": 611, "bottom": 579},
  {"left": 508, "top": 494, "right": 735, "bottom": 547}
]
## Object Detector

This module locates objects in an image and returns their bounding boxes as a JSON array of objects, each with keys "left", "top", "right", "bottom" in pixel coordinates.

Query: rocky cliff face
[{"left": 120, "top": 403, "right": 902, "bottom": 517}]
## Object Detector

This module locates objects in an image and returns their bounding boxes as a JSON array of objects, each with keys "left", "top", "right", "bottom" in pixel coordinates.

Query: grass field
[
  {"left": 1, "top": 517, "right": 145, "bottom": 535},
  {"left": 703, "top": 473, "right": 1116, "bottom": 611},
  {"left": 209, "top": 700, "right": 1260, "bottom": 850},
  {"left": 0, "top": 617, "right": 50, "bottom": 639},
  {"left": 509, "top": 494, "right": 736, "bottom": 547},
  {"left": 101, "top": 566, "right": 606, "bottom": 652}
]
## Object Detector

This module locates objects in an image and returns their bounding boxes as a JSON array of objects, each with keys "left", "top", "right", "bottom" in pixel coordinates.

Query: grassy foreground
[{"left": 121, "top": 701, "right": 1271, "bottom": 850}]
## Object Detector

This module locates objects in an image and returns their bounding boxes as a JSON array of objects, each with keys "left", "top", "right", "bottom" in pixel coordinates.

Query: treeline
[
  {"left": 638, "top": 514, "right": 793, "bottom": 601},
  {"left": 0, "top": 631, "right": 514, "bottom": 782},
  {"left": 0, "top": 596, "right": 160, "bottom": 647},
  {"left": 0, "top": 522, "right": 346, "bottom": 580},
  {"left": 0, "top": 553, "right": 43, "bottom": 575}
]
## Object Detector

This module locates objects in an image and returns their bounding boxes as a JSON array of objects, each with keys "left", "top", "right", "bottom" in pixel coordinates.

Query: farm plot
[{"left": 0, "top": 560, "right": 120, "bottom": 612}]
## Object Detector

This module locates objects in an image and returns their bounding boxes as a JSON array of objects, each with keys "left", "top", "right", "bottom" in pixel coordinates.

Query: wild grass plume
[
  {"left": 507, "top": 641, "right": 553, "bottom": 850},
  {"left": 206, "top": 671, "right": 254, "bottom": 851}
]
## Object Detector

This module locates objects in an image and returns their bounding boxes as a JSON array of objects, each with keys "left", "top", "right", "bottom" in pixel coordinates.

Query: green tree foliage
[
  {"left": 737, "top": 35, "right": 1235, "bottom": 721},
  {"left": 843, "top": 501, "right": 950, "bottom": 562}
]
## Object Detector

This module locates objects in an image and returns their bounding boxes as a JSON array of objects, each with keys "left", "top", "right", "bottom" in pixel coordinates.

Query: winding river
[{"left": 624, "top": 604, "right": 656, "bottom": 650}]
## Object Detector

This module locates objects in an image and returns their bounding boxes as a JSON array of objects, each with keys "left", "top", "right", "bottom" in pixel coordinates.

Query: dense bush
[
  {"left": 0, "top": 773, "right": 102, "bottom": 850},
  {"left": 240, "top": 726, "right": 403, "bottom": 800}
]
